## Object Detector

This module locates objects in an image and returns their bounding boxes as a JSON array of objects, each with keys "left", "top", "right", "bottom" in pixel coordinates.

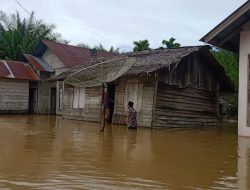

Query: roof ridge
[
  {"left": 3, "top": 60, "right": 27, "bottom": 64},
  {"left": 2, "top": 60, "right": 15, "bottom": 78},
  {"left": 42, "top": 40, "right": 90, "bottom": 50},
  {"left": 128, "top": 45, "right": 209, "bottom": 56}
]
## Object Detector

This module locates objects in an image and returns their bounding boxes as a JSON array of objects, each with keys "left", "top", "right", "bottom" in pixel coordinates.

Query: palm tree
[
  {"left": 162, "top": 37, "right": 181, "bottom": 48},
  {"left": 133, "top": 40, "right": 151, "bottom": 52},
  {"left": 0, "top": 10, "right": 67, "bottom": 61}
]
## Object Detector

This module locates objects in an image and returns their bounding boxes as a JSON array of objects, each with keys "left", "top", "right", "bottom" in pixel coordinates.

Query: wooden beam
[
  {"left": 152, "top": 75, "right": 158, "bottom": 128},
  {"left": 218, "top": 28, "right": 241, "bottom": 47}
]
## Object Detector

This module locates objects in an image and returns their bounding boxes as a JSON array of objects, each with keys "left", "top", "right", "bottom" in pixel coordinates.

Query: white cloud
[{"left": 1, "top": 0, "right": 247, "bottom": 51}]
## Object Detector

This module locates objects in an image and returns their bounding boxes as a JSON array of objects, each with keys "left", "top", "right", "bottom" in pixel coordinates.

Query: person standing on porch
[{"left": 127, "top": 101, "right": 137, "bottom": 129}]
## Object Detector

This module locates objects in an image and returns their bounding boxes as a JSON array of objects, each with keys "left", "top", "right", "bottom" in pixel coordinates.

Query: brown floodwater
[{"left": 0, "top": 115, "right": 249, "bottom": 190}]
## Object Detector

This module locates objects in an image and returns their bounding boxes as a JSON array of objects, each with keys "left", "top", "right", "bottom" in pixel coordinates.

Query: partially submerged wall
[
  {"left": 63, "top": 85, "right": 102, "bottom": 122},
  {"left": 0, "top": 79, "right": 29, "bottom": 113},
  {"left": 154, "top": 83, "right": 218, "bottom": 128},
  {"left": 113, "top": 77, "right": 155, "bottom": 127}
]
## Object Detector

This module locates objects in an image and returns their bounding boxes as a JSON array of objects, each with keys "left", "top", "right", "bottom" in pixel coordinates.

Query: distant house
[
  {"left": 200, "top": 1, "right": 250, "bottom": 136},
  {"left": 0, "top": 60, "right": 38, "bottom": 113},
  {"left": 58, "top": 46, "right": 233, "bottom": 128},
  {"left": 24, "top": 40, "right": 114, "bottom": 115}
]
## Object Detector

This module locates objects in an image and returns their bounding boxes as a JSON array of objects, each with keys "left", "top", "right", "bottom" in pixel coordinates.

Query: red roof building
[{"left": 0, "top": 60, "right": 38, "bottom": 81}]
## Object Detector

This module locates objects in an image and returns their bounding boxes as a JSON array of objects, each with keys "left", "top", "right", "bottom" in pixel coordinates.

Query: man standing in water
[{"left": 127, "top": 101, "right": 137, "bottom": 129}]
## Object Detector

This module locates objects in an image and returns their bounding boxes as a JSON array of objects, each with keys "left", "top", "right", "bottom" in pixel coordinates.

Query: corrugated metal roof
[
  {"left": 0, "top": 62, "right": 10, "bottom": 76},
  {"left": 42, "top": 40, "right": 116, "bottom": 68},
  {"left": 0, "top": 60, "right": 38, "bottom": 81}
]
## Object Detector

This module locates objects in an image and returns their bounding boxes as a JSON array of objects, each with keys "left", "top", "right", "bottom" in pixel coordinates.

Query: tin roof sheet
[{"left": 0, "top": 60, "right": 38, "bottom": 81}]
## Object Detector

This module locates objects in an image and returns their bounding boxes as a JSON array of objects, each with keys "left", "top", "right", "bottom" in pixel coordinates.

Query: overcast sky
[{"left": 1, "top": 0, "right": 247, "bottom": 51}]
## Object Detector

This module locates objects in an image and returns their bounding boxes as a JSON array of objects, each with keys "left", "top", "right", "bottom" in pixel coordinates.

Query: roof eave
[{"left": 200, "top": 1, "right": 250, "bottom": 52}]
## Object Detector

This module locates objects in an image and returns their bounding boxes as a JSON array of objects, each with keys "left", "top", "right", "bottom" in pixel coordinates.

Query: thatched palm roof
[
  {"left": 51, "top": 46, "right": 205, "bottom": 81},
  {"left": 125, "top": 46, "right": 204, "bottom": 76},
  {"left": 48, "top": 45, "right": 233, "bottom": 91}
]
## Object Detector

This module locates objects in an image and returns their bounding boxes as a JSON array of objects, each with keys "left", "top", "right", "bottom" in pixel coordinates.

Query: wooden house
[
  {"left": 59, "top": 46, "right": 233, "bottom": 128},
  {"left": 112, "top": 46, "right": 232, "bottom": 128},
  {"left": 24, "top": 40, "right": 114, "bottom": 115},
  {"left": 200, "top": 1, "right": 250, "bottom": 136},
  {"left": 0, "top": 60, "right": 38, "bottom": 113}
]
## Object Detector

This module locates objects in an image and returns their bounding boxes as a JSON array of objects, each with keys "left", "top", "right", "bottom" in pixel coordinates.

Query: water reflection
[
  {"left": 238, "top": 137, "right": 250, "bottom": 190},
  {"left": 0, "top": 115, "right": 248, "bottom": 189}
]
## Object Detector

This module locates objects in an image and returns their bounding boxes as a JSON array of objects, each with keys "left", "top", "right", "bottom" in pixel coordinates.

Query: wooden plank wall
[
  {"left": 154, "top": 83, "right": 218, "bottom": 128},
  {"left": 158, "top": 52, "right": 219, "bottom": 92},
  {"left": 0, "top": 79, "right": 29, "bottom": 113},
  {"left": 62, "top": 85, "right": 102, "bottom": 122},
  {"left": 37, "top": 81, "right": 50, "bottom": 114},
  {"left": 155, "top": 53, "right": 220, "bottom": 128},
  {"left": 112, "top": 77, "right": 155, "bottom": 127}
]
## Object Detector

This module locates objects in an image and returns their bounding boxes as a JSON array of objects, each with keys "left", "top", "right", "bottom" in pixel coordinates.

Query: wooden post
[
  {"left": 62, "top": 81, "right": 65, "bottom": 113},
  {"left": 56, "top": 81, "right": 59, "bottom": 114},
  {"left": 100, "top": 83, "right": 107, "bottom": 132},
  {"left": 152, "top": 74, "right": 158, "bottom": 128}
]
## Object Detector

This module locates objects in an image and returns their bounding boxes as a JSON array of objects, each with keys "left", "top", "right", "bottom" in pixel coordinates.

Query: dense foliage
[
  {"left": 211, "top": 48, "right": 239, "bottom": 87},
  {"left": 0, "top": 10, "right": 67, "bottom": 61},
  {"left": 211, "top": 48, "right": 239, "bottom": 118}
]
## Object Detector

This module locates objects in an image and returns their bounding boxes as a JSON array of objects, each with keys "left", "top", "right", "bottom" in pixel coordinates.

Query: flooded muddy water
[{"left": 0, "top": 115, "right": 249, "bottom": 190}]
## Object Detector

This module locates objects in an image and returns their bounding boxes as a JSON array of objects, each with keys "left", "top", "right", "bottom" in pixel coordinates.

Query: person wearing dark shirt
[{"left": 127, "top": 101, "right": 137, "bottom": 129}]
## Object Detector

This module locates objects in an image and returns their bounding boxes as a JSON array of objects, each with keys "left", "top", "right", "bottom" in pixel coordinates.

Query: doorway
[
  {"left": 28, "top": 88, "right": 37, "bottom": 114},
  {"left": 50, "top": 88, "right": 57, "bottom": 114},
  {"left": 106, "top": 83, "right": 116, "bottom": 123}
]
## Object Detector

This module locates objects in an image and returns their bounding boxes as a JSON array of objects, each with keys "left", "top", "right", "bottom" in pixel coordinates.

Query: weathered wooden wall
[
  {"left": 0, "top": 79, "right": 29, "bottom": 113},
  {"left": 158, "top": 52, "right": 219, "bottom": 91},
  {"left": 42, "top": 49, "right": 68, "bottom": 75},
  {"left": 37, "top": 81, "right": 50, "bottom": 114},
  {"left": 63, "top": 85, "right": 102, "bottom": 121},
  {"left": 154, "top": 52, "right": 220, "bottom": 128},
  {"left": 113, "top": 77, "right": 155, "bottom": 127},
  {"left": 154, "top": 83, "right": 218, "bottom": 128}
]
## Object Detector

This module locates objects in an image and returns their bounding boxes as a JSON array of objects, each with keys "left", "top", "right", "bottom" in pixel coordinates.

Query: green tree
[
  {"left": 211, "top": 48, "right": 239, "bottom": 118},
  {"left": 133, "top": 39, "right": 151, "bottom": 52},
  {"left": 211, "top": 48, "right": 239, "bottom": 87},
  {"left": 162, "top": 37, "right": 181, "bottom": 48},
  {"left": 0, "top": 10, "right": 67, "bottom": 61}
]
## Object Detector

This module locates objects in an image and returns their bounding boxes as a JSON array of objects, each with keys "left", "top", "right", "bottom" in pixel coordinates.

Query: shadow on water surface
[{"left": 0, "top": 115, "right": 248, "bottom": 189}]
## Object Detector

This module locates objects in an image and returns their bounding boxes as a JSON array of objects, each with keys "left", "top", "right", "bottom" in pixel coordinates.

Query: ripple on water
[{"left": 0, "top": 115, "right": 248, "bottom": 190}]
